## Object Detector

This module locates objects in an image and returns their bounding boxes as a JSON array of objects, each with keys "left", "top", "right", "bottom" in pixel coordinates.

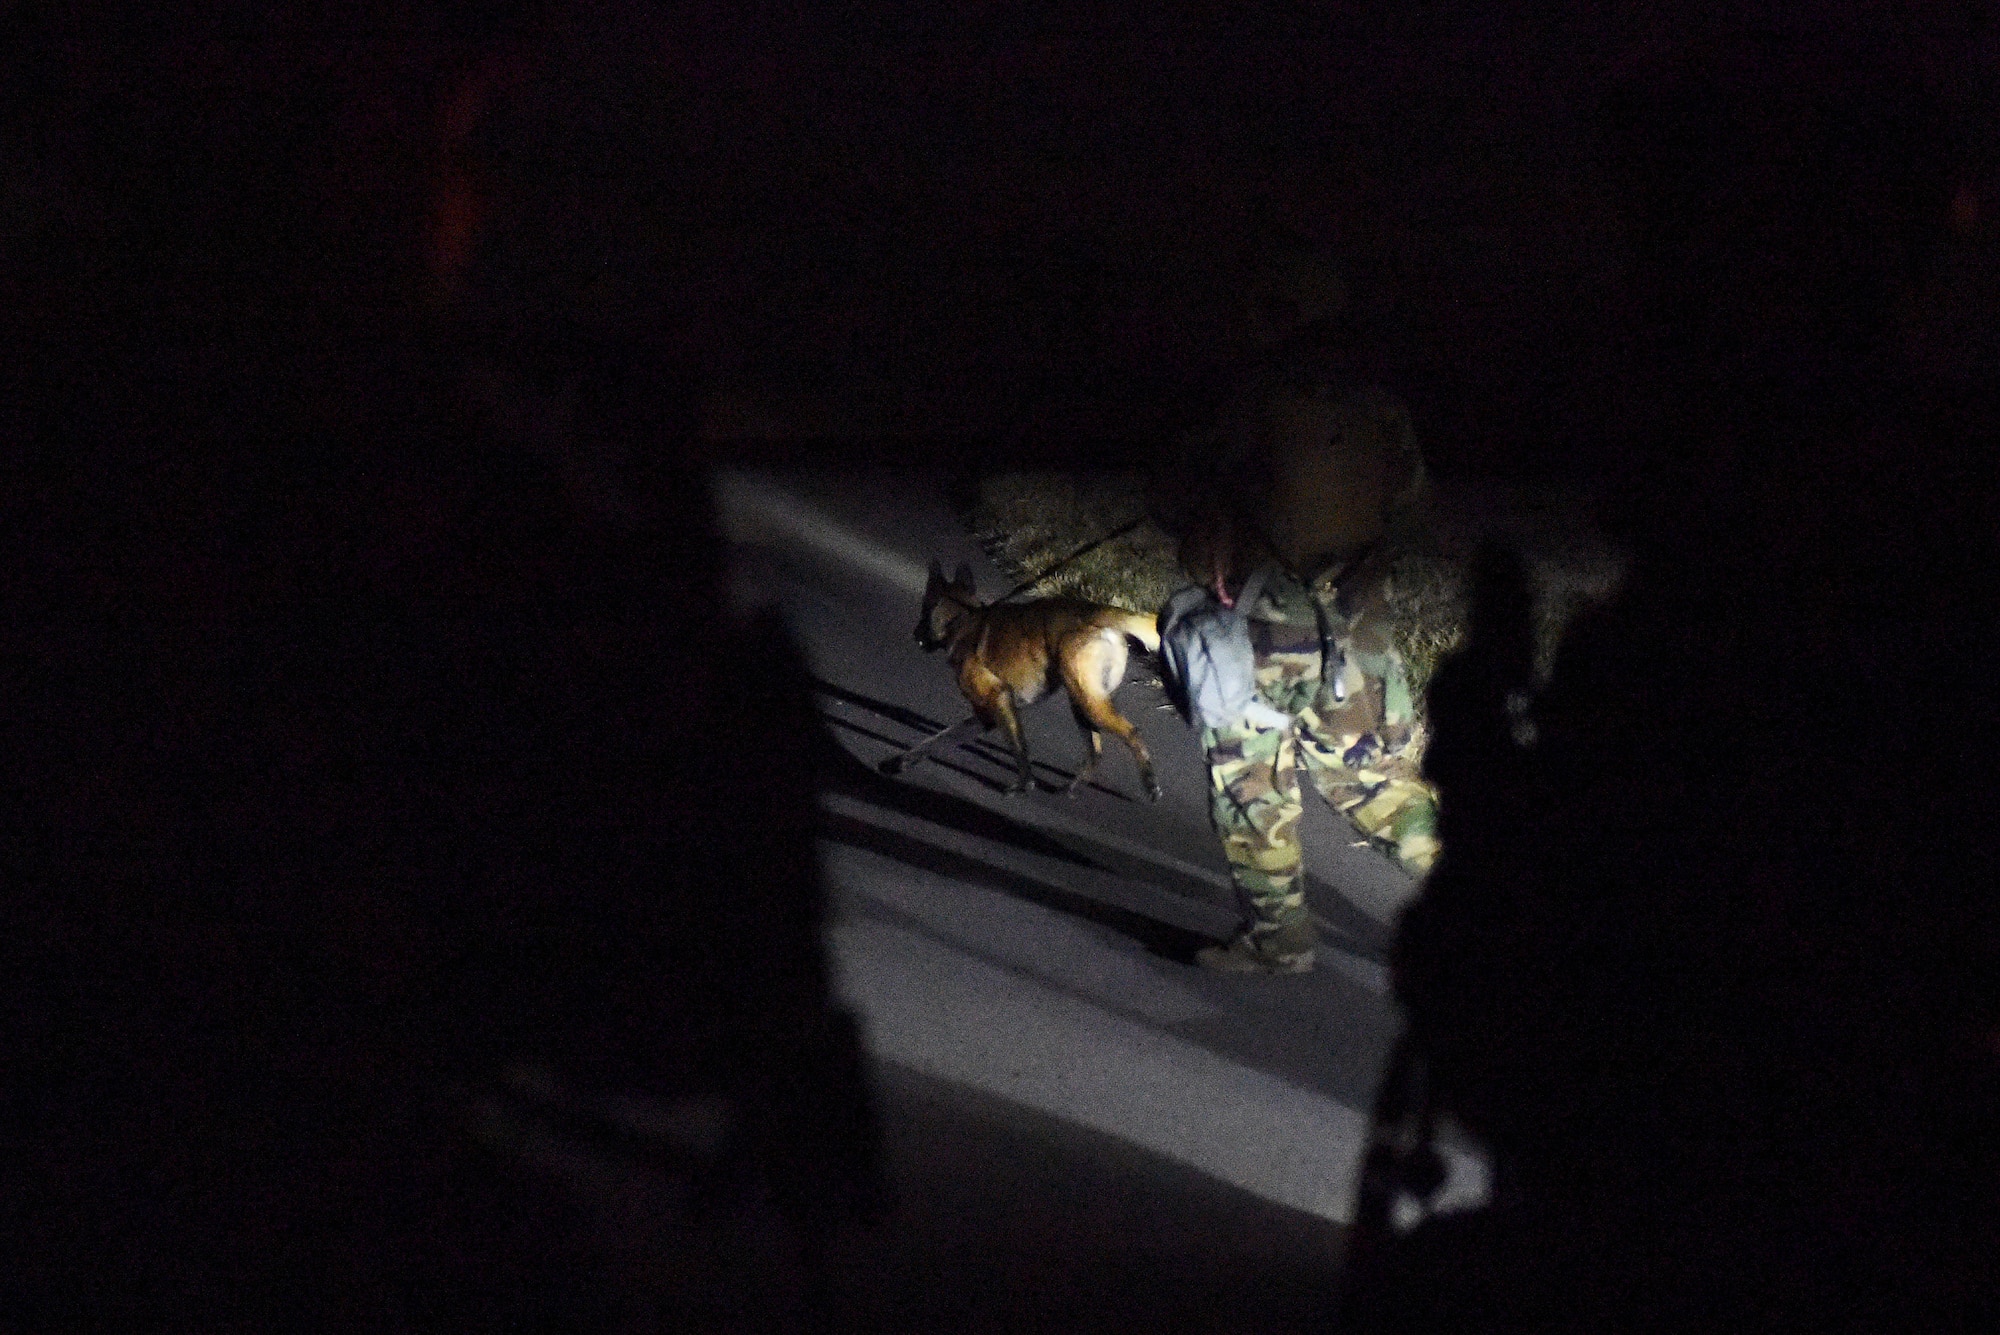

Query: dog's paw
[
  {"left": 1004, "top": 782, "right": 1032, "bottom": 798},
  {"left": 1145, "top": 781, "right": 1164, "bottom": 803}
]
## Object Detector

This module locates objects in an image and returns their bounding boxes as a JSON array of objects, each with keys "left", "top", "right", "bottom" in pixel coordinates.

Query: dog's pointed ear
[
  {"left": 927, "top": 557, "right": 947, "bottom": 589},
  {"left": 952, "top": 562, "right": 976, "bottom": 593}
]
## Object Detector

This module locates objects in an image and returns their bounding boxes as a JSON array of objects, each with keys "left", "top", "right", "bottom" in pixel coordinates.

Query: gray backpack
[{"left": 1157, "top": 566, "right": 1298, "bottom": 732}]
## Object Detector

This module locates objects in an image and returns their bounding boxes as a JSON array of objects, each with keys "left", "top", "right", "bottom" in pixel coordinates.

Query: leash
[{"left": 990, "top": 514, "right": 1150, "bottom": 605}]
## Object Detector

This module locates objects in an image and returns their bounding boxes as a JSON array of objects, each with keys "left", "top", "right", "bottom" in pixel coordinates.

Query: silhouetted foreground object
[
  {"left": 1340, "top": 20, "right": 1997, "bottom": 1334},
  {"left": 4, "top": 6, "right": 879, "bottom": 1328},
  {"left": 4, "top": 371, "right": 880, "bottom": 1330}
]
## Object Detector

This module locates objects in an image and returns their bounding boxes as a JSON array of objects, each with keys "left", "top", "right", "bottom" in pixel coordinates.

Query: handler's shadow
[{"left": 809, "top": 677, "right": 1214, "bottom": 964}]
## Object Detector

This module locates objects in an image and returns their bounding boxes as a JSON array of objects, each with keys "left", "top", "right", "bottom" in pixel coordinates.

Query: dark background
[
  {"left": 11, "top": 1, "right": 1993, "bottom": 484},
  {"left": 4, "top": 3, "right": 1995, "bottom": 1327}
]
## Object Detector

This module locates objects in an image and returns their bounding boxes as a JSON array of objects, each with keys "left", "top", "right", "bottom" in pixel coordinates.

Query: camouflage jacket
[{"left": 1239, "top": 559, "right": 1416, "bottom": 733}]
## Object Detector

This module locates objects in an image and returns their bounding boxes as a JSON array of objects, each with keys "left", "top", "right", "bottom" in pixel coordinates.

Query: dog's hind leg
[
  {"left": 1059, "top": 634, "right": 1161, "bottom": 802},
  {"left": 879, "top": 714, "right": 986, "bottom": 775}
]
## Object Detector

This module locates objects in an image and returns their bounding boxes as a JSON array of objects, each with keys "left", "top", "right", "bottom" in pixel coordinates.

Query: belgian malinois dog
[{"left": 882, "top": 560, "right": 1163, "bottom": 800}]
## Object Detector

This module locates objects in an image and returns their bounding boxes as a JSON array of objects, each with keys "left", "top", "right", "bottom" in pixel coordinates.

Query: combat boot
[{"left": 1195, "top": 917, "right": 1317, "bottom": 973}]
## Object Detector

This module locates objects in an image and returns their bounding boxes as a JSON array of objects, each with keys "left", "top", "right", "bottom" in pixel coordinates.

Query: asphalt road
[{"left": 709, "top": 468, "right": 1492, "bottom": 1326}]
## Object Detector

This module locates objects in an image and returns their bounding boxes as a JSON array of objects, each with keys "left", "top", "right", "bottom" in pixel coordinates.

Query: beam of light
[
  {"left": 718, "top": 471, "right": 1383, "bottom": 930},
  {"left": 719, "top": 473, "right": 1490, "bottom": 1221},
  {"left": 712, "top": 470, "right": 933, "bottom": 597}
]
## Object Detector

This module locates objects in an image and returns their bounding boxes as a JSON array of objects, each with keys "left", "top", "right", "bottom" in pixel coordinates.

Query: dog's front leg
[
  {"left": 879, "top": 714, "right": 986, "bottom": 775},
  {"left": 1065, "top": 715, "right": 1104, "bottom": 796},
  {"left": 994, "top": 691, "right": 1033, "bottom": 795}
]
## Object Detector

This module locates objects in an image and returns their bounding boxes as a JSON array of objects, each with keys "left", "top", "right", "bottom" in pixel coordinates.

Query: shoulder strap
[
  {"left": 1313, "top": 591, "right": 1348, "bottom": 704},
  {"left": 1236, "top": 563, "right": 1275, "bottom": 614}
]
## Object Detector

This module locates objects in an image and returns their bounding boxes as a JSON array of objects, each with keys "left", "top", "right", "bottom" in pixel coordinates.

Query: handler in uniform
[{"left": 1175, "top": 372, "right": 1440, "bottom": 974}]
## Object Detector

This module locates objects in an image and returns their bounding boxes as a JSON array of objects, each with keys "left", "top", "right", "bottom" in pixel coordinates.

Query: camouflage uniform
[{"left": 1205, "top": 564, "right": 1439, "bottom": 939}]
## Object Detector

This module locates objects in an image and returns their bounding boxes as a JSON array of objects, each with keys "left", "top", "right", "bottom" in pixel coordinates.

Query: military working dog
[{"left": 883, "top": 560, "right": 1163, "bottom": 800}]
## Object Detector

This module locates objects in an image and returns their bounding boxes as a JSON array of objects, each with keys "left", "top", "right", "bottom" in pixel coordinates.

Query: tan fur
[{"left": 883, "top": 561, "right": 1162, "bottom": 800}]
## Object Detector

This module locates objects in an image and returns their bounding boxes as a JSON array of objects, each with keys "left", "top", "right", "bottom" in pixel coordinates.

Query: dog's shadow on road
[
  {"left": 809, "top": 677, "right": 1215, "bottom": 965},
  {"left": 812, "top": 677, "right": 1139, "bottom": 804}
]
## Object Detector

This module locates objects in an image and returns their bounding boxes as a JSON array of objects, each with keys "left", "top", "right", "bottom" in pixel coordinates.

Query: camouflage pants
[{"left": 1203, "top": 638, "right": 1439, "bottom": 933}]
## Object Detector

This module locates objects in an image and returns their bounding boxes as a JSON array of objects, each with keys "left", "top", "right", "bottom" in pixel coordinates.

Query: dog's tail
[{"left": 1103, "top": 609, "right": 1162, "bottom": 654}]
